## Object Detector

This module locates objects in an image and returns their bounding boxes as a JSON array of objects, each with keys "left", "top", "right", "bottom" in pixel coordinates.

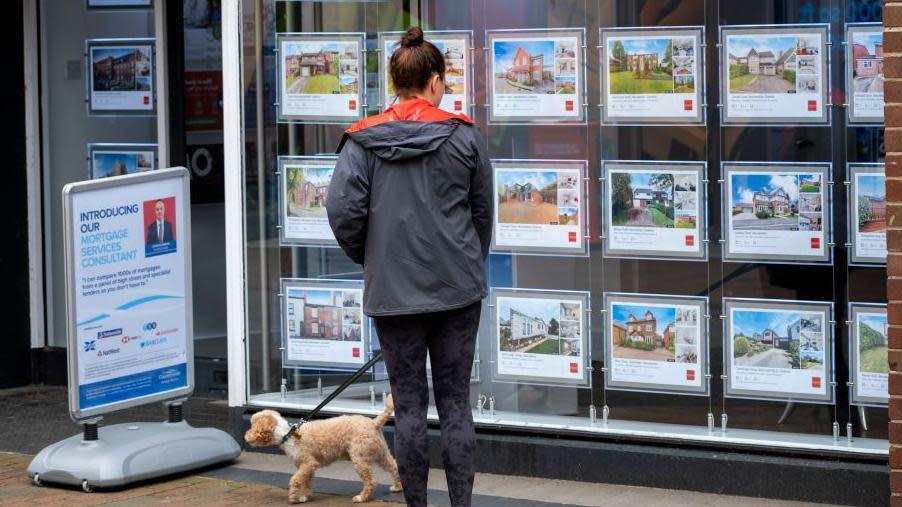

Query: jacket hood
[{"left": 338, "top": 98, "right": 473, "bottom": 162}]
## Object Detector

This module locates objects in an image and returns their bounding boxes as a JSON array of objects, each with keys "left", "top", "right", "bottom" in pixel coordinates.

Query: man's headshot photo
[{"left": 143, "top": 196, "right": 177, "bottom": 257}]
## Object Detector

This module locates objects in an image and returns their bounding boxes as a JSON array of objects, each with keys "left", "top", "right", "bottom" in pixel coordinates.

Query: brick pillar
[{"left": 889, "top": 3, "right": 902, "bottom": 506}]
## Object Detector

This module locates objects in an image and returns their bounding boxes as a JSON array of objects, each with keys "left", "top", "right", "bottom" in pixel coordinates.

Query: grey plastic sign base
[{"left": 27, "top": 420, "right": 241, "bottom": 490}]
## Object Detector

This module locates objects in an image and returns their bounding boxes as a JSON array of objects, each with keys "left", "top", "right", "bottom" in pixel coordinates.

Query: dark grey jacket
[{"left": 326, "top": 100, "right": 493, "bottom": 316}]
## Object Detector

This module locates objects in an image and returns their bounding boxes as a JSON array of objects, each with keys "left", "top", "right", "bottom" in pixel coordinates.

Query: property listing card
[
  {"left": 492, "top": 289, "right": 590, "bottom": 386},
  {"left": 277, "top": 33, "right": 364, "bottom": 122},
  {"left": 605, "top": 294, "right": 708, "bottom": 395},
  {"left": 282, "top": 280, "right": 367, "bottom": 369},
  {"left": 849, "top": 164, "right": 886, "bottom": 265},
  {"left": 379, "top": 31, "right": 471, "bottom": 114},
  {"left": 90, "top": 146, "right": 155, "bottom": 179},
  {"left": 601, "top": 27, "right": 704, "bottom": 124},
  {"left": 721, "top": 25, "right": 829, "bottom": 124},
  {"left": 491, "top": 160, "right": 587, "bottom": 256},
  {"left": 488, "top": 29, "right": 585, "bottom": 123},
  {"left": 279, "top": 157, "right": 338, "bottom": 246},
  {"left": 850, "top": 304, "right": 888, "bottom": 405},
  {"left": 725, "top": 299, "right": 832, "bottom": 402},
  {"left": 604, "top": 161, "right": 705, "bottom": 260},
  {"left": 723, "top": 163, "right": 830, "bottom": 264},
  {"left": 847, "top": 24, "right": 884, "bottom": 124},
  {"left": 88, "top": 41, "right": 154, "bottom": 113}
]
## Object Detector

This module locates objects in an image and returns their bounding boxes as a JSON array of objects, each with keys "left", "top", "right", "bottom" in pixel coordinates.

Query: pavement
[{"left": 0, "top": 385, "right": 848, "bottom": 506}]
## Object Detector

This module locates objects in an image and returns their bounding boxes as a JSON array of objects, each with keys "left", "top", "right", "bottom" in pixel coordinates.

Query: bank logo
[
  {"left": 141, "top": 337, "right": 168, "bottom": 349},
  {"left": 83, "top": 340, "right": 96, "bottom": 352},
  {"left": 96, "top": 347, "right": 121, "bottom": 357},
  {"left": 97, "top": 328, "right": 122, "bottom": 339},
  {"left": 143, "top": 321, "right": 158, "bottom": 332}
]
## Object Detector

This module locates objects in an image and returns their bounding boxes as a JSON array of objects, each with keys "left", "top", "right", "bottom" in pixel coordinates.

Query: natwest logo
[{"left": 96, "top": 347, "right": 121, "bottom": 357}]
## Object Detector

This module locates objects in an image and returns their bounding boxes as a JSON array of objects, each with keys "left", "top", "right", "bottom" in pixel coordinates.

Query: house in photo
[
  {"left": 285, "top": 50, "right": 336, "bottom": 78},
  {"left": 509, "top": 309, "right": 549, "bottom": 349},
  {"left": 291, "top": 292, "right": 344, "bottom": 339},
  {"left": 508, "top": 47, "right": 544, "bottom": 84},
  {"left": 853, "top": 41, "right": 884, "bottom": 77},
  {"left": 775, "top": 48, "right": 797, "bottom": 74},
  {"left": 631, "top": 188, "right": 671, "bottom": 209},
  {"left": 624, "top": 311, "right": 657, "bottom": 345},
  {"left": 292, "top": 178, "right": 329, "bottom": 209},
  {"left": 799, "top": 213, "right": 822, "bottom": 230},
  {"left": 729, "top": 53, "right": 749, "bottom": 66},
  {"left": 753, "top": 187, "right": 792, "bottom": 214},
  {"left": 504, "top": 182, "right": 543, "bottom": 203},
  {"left": 862, "top": 194, "right": 886, "bottom": 221},
  {"left": 612, "top": 322, "right": 627, "bottom": 345},
  {"left": 748, "top": 48, "right": 777, "bottom": 75},
  {"left": 94, "top": 50, "right": 138, "bottom": 86},
  {"left": 625, "top": 53, "right": 659, "bottom": 74}
]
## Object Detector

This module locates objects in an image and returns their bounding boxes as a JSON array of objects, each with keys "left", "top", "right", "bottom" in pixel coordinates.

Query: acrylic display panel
[
  {"left": 721, "top": 162, "right": 832, "bottom": 265},
  {"left": 85, "top": 38, "right": 156, "bottom": 115},
  {"left": 722, "top": 298, "right": 834, "bottom": 404},
  {"left": 377, "top": 30, "right": 473, "bottom": 115},
  {"left": 719, "top": 24, "right": 830, "bottom": 125},
  {"left": 278, "top": 156, "right": 339, "bottom": 248},
  {"left": 847, "top": 163, "right": 886, "bottom": 265},
  {"left": 280, "top": 278, "right": 369, "bottom": 371},
  {"left": 369, "top": 323, "right": 481, "bottom": 384},
  {"left": 600, "top": 26, "right": 705, "bottom": 125},
  {"left": 275, "top": 32, "right": 366, "bottom": 124},
  {"left": 845, "top": 23, "right": 884, "bottom": 125},
  {"left": 604, "top": 293, "right": 710, "bottom": 396},
  {"left": 490, "top": 159, "right": 588, "bottom": 257},
  {"left": 490, "top": 288, "right": 591, "bottom": 388},
  {"left": 848, "top": 303, "right": 888, "bottom": 407},
  {"left": 87, "top": 143, "right": 157, "bottom": 180},
  {"left": 602, "top": 160, "right": 707, "bottom": 260},
  {"left": 485, "top": 28, "right": 587, "bottom": 124}
]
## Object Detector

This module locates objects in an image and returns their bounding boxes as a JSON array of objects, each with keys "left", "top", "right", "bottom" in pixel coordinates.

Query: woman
[{"left": 326, "top": 26, "right": 492, "bottom": 507}]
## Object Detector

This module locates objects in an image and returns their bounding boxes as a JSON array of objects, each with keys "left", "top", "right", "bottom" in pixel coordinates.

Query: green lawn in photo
[
  {"left": 730, "top": 73, "right": 755, "bottom": 91},
  {"left": 649, "top": 206, "right": 673, "bottom": 227},
  {"left": 304, "top": 74, "right": 340, "bottom": 93},
  {"left": 800, "top": 184, "right": 820, "bottom": 192},
  {"left": 860, "top": 345, "right": 888, "bottom": 374},
  {"left": 525, "top": 338, "right": 561, "bottom": 355},
  {"left": 610, "top": 71, "right": 674, "bottom": 94},
  {"left": 674, "top": 84, "right": 694, "bottom": 93},
  {"left": 676, "top": 219, "right": 695, "bottom": 229}
]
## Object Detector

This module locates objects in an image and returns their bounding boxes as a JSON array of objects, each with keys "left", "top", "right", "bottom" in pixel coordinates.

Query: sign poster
[
  {"left": 66, "top": 169, "right": 191, "bottom": 418},
  {"left": 279, "top": 156, "right": 337, "bottom": 246},
  {"left": 379, "top": 31, "right": 470, "bottom": 114},
  {"left": 490, "top": 160, "right": 587, "bottom": 256},
  {"left": 721, "top": 25, "right": 829, "bottom": 124},
  {"left": 724, "top": 299, "right": 832, "bottom": 403},
  {"left": 605, "top": 294, "right": 708, "bottom": 395},
  {"left": 723, "top": 163, "right": 831, "bottom": 264},
  {"left": 601, "top": 27, "right": 704, "bottom": 124},
  {"left": 487, "top": 29, "right": 585, "bottom": 123},
  {"left": 849, "top": 164, "right": 886, "bottom": 265},
  {"left": 88, "top": 0, "right": 152, "bottom": 7},
  {"left": 87, "top": 40, "right": 155, "bottom": 114},
  {"left": 850, "top": 303, "right": 888, "bottom": 406},
  {"left": 603, "top": 161, "right": 705, "bottom": 260},
  {"left": 277, "top": 33, "right": 364, "bottom": 123},
  {"left": 492, "top": 289, "right": 590, "bottom": 386},
  {"left": 89, "top": 144, "right": 156, "bottom": 180},
  {"left": 847, "top": 24, "right": 884, "bottom": 124},
  {"left": 281, "top": 279, "right": 367, "bottom": 369}
]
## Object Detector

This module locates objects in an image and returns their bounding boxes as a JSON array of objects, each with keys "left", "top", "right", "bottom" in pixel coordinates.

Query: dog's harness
[{"left": 280, "top": 351, "right": 384, "bottom": 445}]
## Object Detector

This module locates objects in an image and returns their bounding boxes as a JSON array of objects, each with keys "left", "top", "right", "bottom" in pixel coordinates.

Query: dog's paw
[
  {"left": 288, "top": 495, "right": 308, "bottom": 504},
  {"left": 390, "top": 485, "right": 403, "bottom": 493},
  {"left": 352, "top": 494, "right": 369, "bottom": 503}
]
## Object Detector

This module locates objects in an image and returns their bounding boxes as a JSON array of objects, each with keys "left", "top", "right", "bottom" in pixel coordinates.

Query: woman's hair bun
[{"left": 399, "top": 26, "right": 424, "bottom": 48}]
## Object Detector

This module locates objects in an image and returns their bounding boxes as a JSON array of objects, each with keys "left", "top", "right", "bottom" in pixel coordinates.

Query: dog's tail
[{"left": 373, "top": 394, "right": 394, "bottom": 428}]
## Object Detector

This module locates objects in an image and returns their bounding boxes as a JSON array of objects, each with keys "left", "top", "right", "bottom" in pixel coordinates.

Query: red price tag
[
  {"left": 812, "top": 376, "right": 821, "bottom": 388},
  {"left": 685, "top": 235, "right": 695, "bottom": 247},
  {"left": 811, "top": 238, "right": 820, "bottom": 249},
  {"left": 686, "top": 370, "right": 696, "bottom": 381},
  {"left": 454, "top": 100, "right": 462, "bottom": 111},
  {"left": 684, "top": 99, "right": 693, "bottom": 111},
  {"left": 565, "top": 100, "right": 574, "bottom": 111},
  {"left": 807, "top": 100, "right": 817, "bottom": 111},
  {"left": 352, "top": 347, "right": 360, "bottom": 358},
  {"left": 349, "top": 99, "right": 357, "bottom": 111},
  {"left": 568, "top": 231, "right": 577, "bottom": 243},
  {"left": 569, "top": 362, "right": 578, "bottom": 373}
]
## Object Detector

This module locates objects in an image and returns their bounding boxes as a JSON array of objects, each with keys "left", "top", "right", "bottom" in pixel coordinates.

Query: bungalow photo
[
  {"left": 611, "top": 304, "right": 695, "bottom": 364},
  {"left": 285, "top": 165, "right": 332, "bottom": 218},
  {"left": 92, "top": 46, "right": 152, "bottom": 92},
  {"left": 857, "top": 174, "right": 887, "bottom": 234},
  {"left": 859, "top": 313, "right": 888, "bottom": 374},
  {"left": 610, "top": 171, "right": 677, "bottom": 228},
  {"left": 285, "top": 289, "right": 351, "bottom": 342},
  {"left": 727, "top": 34, "right": 801, "bottom": 94},
  {"left": 607, "top": 37, "right": 694, "bottom": 94},
  {"left": 497, "top": 169, "right": 573, "bottom": 225},
  {"left": 497, "top": 297, "right": 581, "bottom": 356},
  {"left": 283, "top": 41, "right": 358, "bottom": 95},
  {"left": 731, "top": 309, "right": 825, "bottom": 370},
  {"left": 493, "top": 39, "right": 557, "bottom": 94},
  {"left": 851, "top": 31, "right": 884, "bottom": 94},
  {"left": 731, "top": 173, "right": 807, "bottom": 231}
]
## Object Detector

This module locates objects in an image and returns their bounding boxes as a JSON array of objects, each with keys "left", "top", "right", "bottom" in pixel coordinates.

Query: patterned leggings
[{"left": 373, "top": 301, "right": 481, "bottom": 507}]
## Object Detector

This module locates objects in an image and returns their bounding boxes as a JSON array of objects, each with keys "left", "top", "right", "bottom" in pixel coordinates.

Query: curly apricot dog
[{"left": 244, "top": 396, "right": 402, "bottom": 503}]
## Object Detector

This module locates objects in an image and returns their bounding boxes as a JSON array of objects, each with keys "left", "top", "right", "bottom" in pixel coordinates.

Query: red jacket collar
[{"left": 345, "top": 98, "right": 473, "bottom": 134}]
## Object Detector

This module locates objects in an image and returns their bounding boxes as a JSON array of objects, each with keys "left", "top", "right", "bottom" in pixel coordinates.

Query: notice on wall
[
  {"left": 379, "top": 31, "right": 471, "bottom": 114},
  {"left": 847, "top": 24, "right": 884, "bottom": 124},
  {"left": 601, "top": 27, "right": 704, "bottom": 124},
  {"left": 723, "top": 163, "right": 831, "bottom": 264},
  {"left": 65, "top": 168, "right": 191, "bottom": 419},
  {"left": 281, "top": 279, "right": 367, "bottom": 369},
  {"left": 492, "top": 289, "right": 590, "bottom": 386},
  {"left": 487, "top": 29, "right": 585, "bottom": 123},
  {"left": 491, "top": 160, "right": 587, "bottom": 256},
  {"left": 89, "top": 144, "right": 156, "bottom": 180},
  {"left": 279, "top": 156, "right": 337, "bottom": 246},
  {"left": 277, "top": 33, "right": 364, "bottom": 123},
  {"left": 849, "top": 164, "right": 886, "bottom": 265},
  {"left": 721, "top": 25, "right": 828, "bottom": 124},
  {"left": 87, "top": 40, "right": 155, "bottom": 114},
  {"left": 724, "top": 299, "right": 832, "bottom": 403},
  {"left": 605, "top": 294, "right": 708, "bottom": 395},
  {"left": 850, "top": 303, "right": 888, "bottom": 406},
  {"left": 603, "top": 161, "right": 705, "bottom": 260}
]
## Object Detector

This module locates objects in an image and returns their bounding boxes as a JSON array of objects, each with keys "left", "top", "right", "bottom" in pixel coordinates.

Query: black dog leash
[{"left": 281, "top": 350, "right": 384, "bottom": 444}]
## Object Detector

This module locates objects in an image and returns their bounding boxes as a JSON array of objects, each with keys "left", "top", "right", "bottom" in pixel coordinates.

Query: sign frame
[
  {"left": 87, "top": 142, "right": 158, "bottom": 180},
  {"left": 278, "top": 155, "right": 340, "bottom": 248},
  {"left": 63, "top": 167, "right": 194, "bottom": 422},
  {"left": 845, "top": 23, "right": 884, "bottom": 125},
  {"left": 85, "top": 38, "right": 157, "bottom": 116},
  {"left": 849, "top": 302, "right": 888, "bottom": 407},
  {"left": 847, "top": 162, "right": 886, "bottom": 266}
]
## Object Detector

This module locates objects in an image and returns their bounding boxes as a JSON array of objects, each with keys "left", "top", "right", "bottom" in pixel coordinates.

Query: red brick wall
[{"left": 889, "top": 3, "right": 902, "bottom": 505}]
